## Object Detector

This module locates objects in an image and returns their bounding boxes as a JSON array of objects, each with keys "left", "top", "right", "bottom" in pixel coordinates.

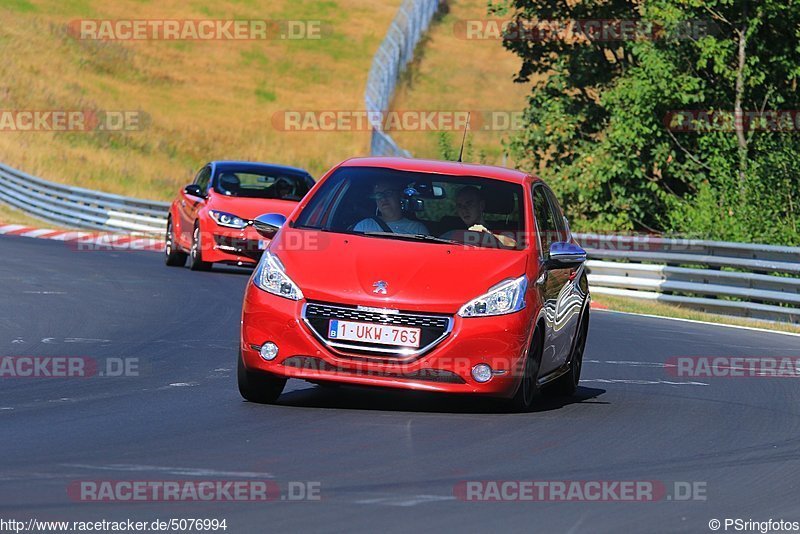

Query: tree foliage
[{"left": 494, "top": 0, "right": 800, "bottom": 243}]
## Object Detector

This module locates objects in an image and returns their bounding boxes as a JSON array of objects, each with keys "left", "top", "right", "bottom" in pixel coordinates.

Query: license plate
[
  {"left": 328, "top": 319, "right": 421, "bottom": 348},
  {"left": 258, "top": 240, "right": 269, "bottom": 250}
]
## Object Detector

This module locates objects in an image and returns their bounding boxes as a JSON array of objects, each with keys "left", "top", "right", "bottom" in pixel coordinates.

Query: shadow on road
[{"left": 268, "top": 383, "right": 607, "bottom": 414}]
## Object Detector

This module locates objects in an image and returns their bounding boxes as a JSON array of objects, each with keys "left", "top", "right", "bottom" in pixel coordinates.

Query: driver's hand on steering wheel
[{"left": 468, "top": 224, "right": 516, "bottom": 248}]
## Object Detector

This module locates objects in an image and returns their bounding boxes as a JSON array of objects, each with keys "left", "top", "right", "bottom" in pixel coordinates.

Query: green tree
[{"left": 496, "top": 0, "right": 800, "bottom": 243}]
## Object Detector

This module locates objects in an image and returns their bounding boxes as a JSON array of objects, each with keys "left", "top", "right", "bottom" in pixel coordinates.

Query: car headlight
[
  {"left": 458, "top": 276, "right": 527, "bottom": 317},
  {"left": 253, "top": 251, "right": 304, "bottom": 301},
  {"left": 209, "top": 210, "right": 247, "bottom": 229}
]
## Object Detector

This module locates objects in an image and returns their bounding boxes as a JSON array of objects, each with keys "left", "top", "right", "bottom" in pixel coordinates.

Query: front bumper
[{"left": 240, "top": 286, "right": 535, "bottom": 397}]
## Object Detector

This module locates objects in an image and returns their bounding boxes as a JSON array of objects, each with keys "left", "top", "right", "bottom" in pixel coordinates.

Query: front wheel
[
  {"left": 164, "top": 218, "right": 187, "bottom": 267},
  {"left": 188, "top": 223, "right": 212, "bottom": 271},
  {"left": 237, "top": 352, "right": 286, "bottom": 404},
  {"left": 506, "top": 328, "right": 543, "bottom": 412}
]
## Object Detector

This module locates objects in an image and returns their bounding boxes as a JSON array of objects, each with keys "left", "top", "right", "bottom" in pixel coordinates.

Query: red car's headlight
[
  {"left": 209, "top": 210, "right": 247, "bottom": 229},
  {"left": 253, "top": 251, "right": 304, "bottom": 301},
  {"left": 458, "top": 275, "right": 527, "bottom": 317}
]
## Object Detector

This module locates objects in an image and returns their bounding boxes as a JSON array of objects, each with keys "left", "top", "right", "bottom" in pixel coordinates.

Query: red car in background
[
  {"left": 165, "top": 161, "right": 315, "bottom": 270},
  {"left": 238, "top": 157, "right": 590, "bottom": 412}
]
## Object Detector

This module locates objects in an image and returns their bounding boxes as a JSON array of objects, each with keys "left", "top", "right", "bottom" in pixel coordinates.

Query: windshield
[
  {"left": 213, "top": 168, "right": 312, "bottom": 200},
  {"left": 294, "top": 166, "right": 527, "bottom": 250}
]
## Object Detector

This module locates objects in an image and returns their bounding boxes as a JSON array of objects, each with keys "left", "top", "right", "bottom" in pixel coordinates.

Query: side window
[
  {"left": 533, "top": 186, "right": 557, "bottom": 258},
  {"left": 195, "top": 167, "right": 212, "bottom": 192},
  {"left": 544, "top": 188, "right": 568, "bottom": 242}
]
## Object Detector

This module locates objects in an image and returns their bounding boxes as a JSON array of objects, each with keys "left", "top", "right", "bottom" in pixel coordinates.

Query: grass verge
[
  {"left": 593, "top": 294, "right": 800, "bottom": 335},
  {"left": 0, "top": 201, "right": 68, "bottom": 228}
]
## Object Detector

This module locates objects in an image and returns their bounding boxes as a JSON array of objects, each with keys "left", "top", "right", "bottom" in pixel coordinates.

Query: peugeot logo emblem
[{"left": 372, "top": 280, "right": 388, "bottom": 295}]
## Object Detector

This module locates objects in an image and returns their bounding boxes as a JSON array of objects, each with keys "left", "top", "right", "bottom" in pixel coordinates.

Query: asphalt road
[{"left": 2, "top": 234, "right": 800, "bottom": 533}]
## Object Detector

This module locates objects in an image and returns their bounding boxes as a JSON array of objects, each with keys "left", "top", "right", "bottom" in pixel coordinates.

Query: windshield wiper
[{"left": 362, "top": 232, "right": 476, "bottom": 247}]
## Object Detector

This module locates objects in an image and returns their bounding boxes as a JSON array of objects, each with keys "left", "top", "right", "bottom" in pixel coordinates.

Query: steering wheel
[{"left": 440, "top": 229, "right": 502, "bottom": 248}]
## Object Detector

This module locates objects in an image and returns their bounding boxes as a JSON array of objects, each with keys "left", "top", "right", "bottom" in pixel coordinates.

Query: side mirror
[
  {"left": 183, "top": 184, "right": 205, "bottom": 198},
  {"left": 253, "top": 213, "right": 286, "bottom": 239},
  {"left": 547, "top": 242, "right": 587, "bottom": 268}
]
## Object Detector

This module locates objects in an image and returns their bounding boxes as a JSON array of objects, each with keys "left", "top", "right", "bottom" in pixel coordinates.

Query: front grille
[
  {"left": 282, "top": 356, "right": 465, "bottom": 384},
  {"left": 213, "top": 235, "right": 263, "bottom": 260},
  {"left": 303, "top": 301, "right": 452, "bottom": 360}
]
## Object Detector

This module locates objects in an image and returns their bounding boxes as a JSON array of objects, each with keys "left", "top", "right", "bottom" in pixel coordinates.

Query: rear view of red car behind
[
  {"left": 239, "top": 157, "right": 590, "bottom": 411},
  {"left": 165, "top": 161, "right": 315, "bottom": 270}
]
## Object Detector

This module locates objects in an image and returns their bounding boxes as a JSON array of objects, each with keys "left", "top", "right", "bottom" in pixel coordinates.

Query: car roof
[
  {"left": 211, "top": 160, "right": 311, "bottom": 176},
  {"left": 338, "top": 157, "right": 538, "bottom": 184}
]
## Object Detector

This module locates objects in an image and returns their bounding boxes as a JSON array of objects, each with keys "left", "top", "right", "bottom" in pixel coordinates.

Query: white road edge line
[
  {"left": 593, "top": 308, "right": 800, "bottom": 338},
  {"left": 581, "top": 378, "right": 709, "bottom": 386},
  {"left": 64, "top": 464, "right": 274, "bottom": 478}
]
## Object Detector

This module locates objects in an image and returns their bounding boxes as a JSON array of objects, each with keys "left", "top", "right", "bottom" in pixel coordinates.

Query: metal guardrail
[
  {"left": 365, "top": 0, "right": 440, "bottom": 157},
  {"left": 1, "top": 4, "right": 797, "bottom": 325},
  {"left": 1, "top": 159, "right": 798, "bottom": 323},
  {"left": 0, "top": 162, "right": 168, "bottom": 233},
  {"left": 575, "top": 233, "right": 800, "bottom": 323}
]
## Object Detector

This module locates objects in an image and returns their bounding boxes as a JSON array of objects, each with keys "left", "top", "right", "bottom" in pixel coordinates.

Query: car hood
[
  {"left": 208, "top": 194, "right": 299, "bottom": 221},
  {"left": 272, "top": 228, "right": 529, "bottom": 314}
]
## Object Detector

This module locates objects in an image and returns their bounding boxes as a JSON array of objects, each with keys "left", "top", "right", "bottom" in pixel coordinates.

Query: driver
[
  {"left": 455, "top": 186, "right": 516, "bottom": 247},
  {"left": 353, "top": 181, "right": 429, "bottom": 235},
  {"left": 218, "top": 173, "right": 241, "bottom": 196}
]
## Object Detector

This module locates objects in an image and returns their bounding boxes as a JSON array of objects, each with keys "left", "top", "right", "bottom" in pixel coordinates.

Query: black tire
[
  {"left": 549, "top": 309, "right": 589, "bottom": 397},
  {"left": 507, "top": 328, "right": 543, "bottom": 412},
  {"left": 164, "top": 218, "right": 188, "bottom": 267},
  {"left": 188, "top": 223, "right": 212, "bottom": 271},
  {"left": 237, "top": 352, "right": 286, "bottom": 404}
]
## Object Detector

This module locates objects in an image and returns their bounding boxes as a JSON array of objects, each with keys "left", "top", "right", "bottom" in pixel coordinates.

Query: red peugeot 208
[
  {"left": 238, "top": 157, "right": 590, "bottom": 411},
  {"left": 165, "top": 161, "right": 315, "bottom": 270}
]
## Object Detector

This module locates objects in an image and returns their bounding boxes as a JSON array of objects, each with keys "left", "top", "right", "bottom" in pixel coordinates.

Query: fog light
[
  {"left": 471, "top": 363, "right": 493, "bottom": 383},
  {"left": 260, "top": 342, "right": 279, "bottom": 361}
]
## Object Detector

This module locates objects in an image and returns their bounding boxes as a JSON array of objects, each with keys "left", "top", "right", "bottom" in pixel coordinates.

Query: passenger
[{"left": 353, "top": 182, "right": 429, "bottom": 235}]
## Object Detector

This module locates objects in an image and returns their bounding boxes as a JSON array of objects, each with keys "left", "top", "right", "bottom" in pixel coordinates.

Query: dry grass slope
[
  {"left": 389, "top": 0, "right": 531, "bottom": 167},
  {"left": 0, "top": 0, "right": 400, "bottom": 203}
]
